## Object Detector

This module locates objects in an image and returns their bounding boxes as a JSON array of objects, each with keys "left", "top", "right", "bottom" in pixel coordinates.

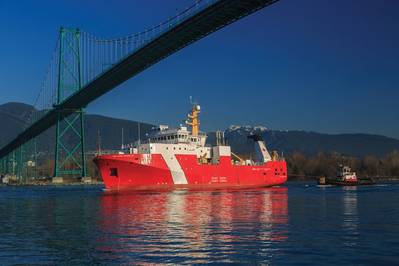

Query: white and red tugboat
[
  {"left": 94, "top": 103, "right": 287, "bottom": 190},
  {"left": 318, "top": 165, "right": 375, "bottom": 186}
]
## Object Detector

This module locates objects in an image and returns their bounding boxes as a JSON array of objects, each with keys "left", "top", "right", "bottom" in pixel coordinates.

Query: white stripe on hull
[{"left": 162, "top": 154, "right": 188, "bottom": 184}]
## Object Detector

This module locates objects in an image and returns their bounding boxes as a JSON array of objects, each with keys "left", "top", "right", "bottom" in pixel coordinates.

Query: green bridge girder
[{"left": 0, "top": 0, "right": 279, "bottom": 178}]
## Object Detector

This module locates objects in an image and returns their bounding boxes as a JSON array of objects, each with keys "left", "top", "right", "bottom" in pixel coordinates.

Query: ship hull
[
  {"left": 319, "top": 178, "right": 376, "bottom": 186},
  {"left": 94, "top": 154, "right": 287, "bottom": 191}
]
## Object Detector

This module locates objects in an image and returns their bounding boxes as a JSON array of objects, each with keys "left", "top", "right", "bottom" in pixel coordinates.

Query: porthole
[{"left": 110, "top": 168, "right": 118, "bottom": 177}]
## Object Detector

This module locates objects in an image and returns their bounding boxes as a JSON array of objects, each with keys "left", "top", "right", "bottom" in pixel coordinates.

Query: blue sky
[{"left": 0, "top": 0, "right": 398, "bottom": 139}]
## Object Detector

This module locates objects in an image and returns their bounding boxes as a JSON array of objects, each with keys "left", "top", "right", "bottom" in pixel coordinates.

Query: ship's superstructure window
[{"left": 141, "top": 113, "right": 206, "bottom": 147}]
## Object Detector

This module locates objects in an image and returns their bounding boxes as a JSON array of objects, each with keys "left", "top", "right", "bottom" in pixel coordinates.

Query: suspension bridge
[{"left": 0, "top": 0, "right": 279, "bottom": 182}]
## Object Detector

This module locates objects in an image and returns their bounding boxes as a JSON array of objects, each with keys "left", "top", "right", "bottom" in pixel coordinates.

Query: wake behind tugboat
[{"left": 94, "top": 102, "right": 287, "bottom": 190}]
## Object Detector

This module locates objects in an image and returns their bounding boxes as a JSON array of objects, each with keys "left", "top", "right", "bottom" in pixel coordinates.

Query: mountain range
[
  {"left": 0, "top": 102, "right": 153, "bottom": 154},
  {"left": 0, "top": 102, "right": 398, "bottom": 158},
  {"left": 208, "top": 125, "right": 399, "bottom": 157}
]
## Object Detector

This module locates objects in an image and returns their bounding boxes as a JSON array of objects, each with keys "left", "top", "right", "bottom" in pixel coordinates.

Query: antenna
[
  {"left": 138, "top": 122, "right": 141, "bottom": 145},
  {"left": 121, "top": 127, "right": 124, "bottom": 150},
  {"left": 97, "top": 129, "right": 102, "bottom": 155}
]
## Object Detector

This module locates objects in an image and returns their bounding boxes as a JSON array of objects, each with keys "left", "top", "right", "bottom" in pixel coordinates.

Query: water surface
[{"left": 0, "top": 182, "right": 398, "bottom": 265}]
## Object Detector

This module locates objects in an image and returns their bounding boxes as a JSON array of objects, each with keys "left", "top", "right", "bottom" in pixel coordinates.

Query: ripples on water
[{"left": 0, "top": 183, "right": 398, "bottom": 265}]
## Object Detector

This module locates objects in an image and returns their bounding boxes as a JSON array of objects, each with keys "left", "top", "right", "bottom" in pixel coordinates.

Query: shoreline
[
  {"left": 288, "top": 176, "right": 399, "bottom": 182},
  {"left": 0, "top": 181, "right": 104, "bottom": 187},
  {"left": 2, "top": 179, "right": 399, "bottom": 188}
]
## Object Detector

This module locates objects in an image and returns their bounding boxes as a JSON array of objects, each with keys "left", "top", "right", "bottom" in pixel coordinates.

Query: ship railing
[{"left": 93, "top": 149, "right": 125, "bottom": 155}]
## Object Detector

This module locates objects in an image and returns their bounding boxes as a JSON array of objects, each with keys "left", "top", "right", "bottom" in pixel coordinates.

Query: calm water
[{"left": 0, "top": 182, "right": 398, "bottom": 265}]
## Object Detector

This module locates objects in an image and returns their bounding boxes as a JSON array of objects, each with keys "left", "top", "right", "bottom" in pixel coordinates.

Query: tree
[{"left": 362, "top": 155, "right": 380, "bottom": 177}]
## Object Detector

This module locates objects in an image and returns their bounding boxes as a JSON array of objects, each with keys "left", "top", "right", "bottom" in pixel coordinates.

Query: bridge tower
[
  {"left": 8, "top": 151, "right": 16, "bottom": 177},
  {"left": 54, "top": 27, "right": 87, "bottom": 178},
  {"left": 0, "top": 157, "right": 5, "bottom": 176},
  {"left": 16, "top": 145, "right": 24, "bottom": 182}
]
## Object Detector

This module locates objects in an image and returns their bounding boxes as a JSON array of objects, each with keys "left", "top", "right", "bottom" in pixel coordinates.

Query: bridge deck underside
[{"left": 0, "top": 0, "right": 278, "bottom": 158}]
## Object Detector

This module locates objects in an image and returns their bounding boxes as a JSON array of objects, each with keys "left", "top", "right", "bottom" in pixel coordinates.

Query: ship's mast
[
  {"left": 121, "top": 127, "right": 124, "bottom": 149},
  {"left": 97, "top": 129, "right": 102, "bottom": 155},
  {"left": 186, "top": 102, "right": 200, "bottom": 137}
]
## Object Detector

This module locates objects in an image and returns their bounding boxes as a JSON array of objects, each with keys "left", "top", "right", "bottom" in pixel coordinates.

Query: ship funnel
[{"left": 248, "top": 134, "right": 272, "bottom": 163}]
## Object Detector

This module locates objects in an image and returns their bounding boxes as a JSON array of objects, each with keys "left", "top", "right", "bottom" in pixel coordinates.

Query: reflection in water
[
  {"left": 2, "top": 184, "right": 399, "bottom": 264},
  {"left": 341, "top": 187, "right": 359, "bottom": 247},
  {"left": 98, "top": 188, "right": 288, "bottom": 264}
]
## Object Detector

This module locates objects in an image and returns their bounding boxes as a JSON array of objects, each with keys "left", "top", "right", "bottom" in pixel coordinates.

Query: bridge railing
[
  {"left": 1, "top": 0, "right": 280, "bottom": 180},
  {"left": 0, "top": 0, "right": 221, "bottom": 177},
  {"left": 20, "top": 0, "right": 219, "bottom": 134}
]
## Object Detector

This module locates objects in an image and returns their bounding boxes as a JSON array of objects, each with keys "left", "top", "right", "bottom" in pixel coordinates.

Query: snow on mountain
[{"left": 227, "top": 125, "right": 268, "bottom": 133}]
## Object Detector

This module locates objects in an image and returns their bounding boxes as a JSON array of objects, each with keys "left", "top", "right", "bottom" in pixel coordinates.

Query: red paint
[{"left": 94, "top": 153, "right": 287, "bottom": 191}]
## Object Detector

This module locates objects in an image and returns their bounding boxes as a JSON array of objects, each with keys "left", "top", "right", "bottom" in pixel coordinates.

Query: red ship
[{"left": 94, "top": 103, "right": 287, "bottom": 190}]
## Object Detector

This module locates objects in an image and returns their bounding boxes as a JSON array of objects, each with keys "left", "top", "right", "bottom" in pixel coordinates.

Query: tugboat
[
  {"left": 318, "top": 165, "right": 375, "bottom": 186},
  {"left": 94, "top": 102, "right": 287, "bottom": 191}
]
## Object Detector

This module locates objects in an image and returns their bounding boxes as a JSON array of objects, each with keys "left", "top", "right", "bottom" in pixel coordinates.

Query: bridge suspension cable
[
  {"left": 0, "top": 0, "right": 280, "bottom": 180},
  {"left": 25, "top": 0, "right": 219, "bottom": 130}
]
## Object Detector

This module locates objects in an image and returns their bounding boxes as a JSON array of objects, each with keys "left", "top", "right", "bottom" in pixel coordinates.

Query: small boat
[{"left": 318, "top": 165, "right": 375, "bottom": 186}]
